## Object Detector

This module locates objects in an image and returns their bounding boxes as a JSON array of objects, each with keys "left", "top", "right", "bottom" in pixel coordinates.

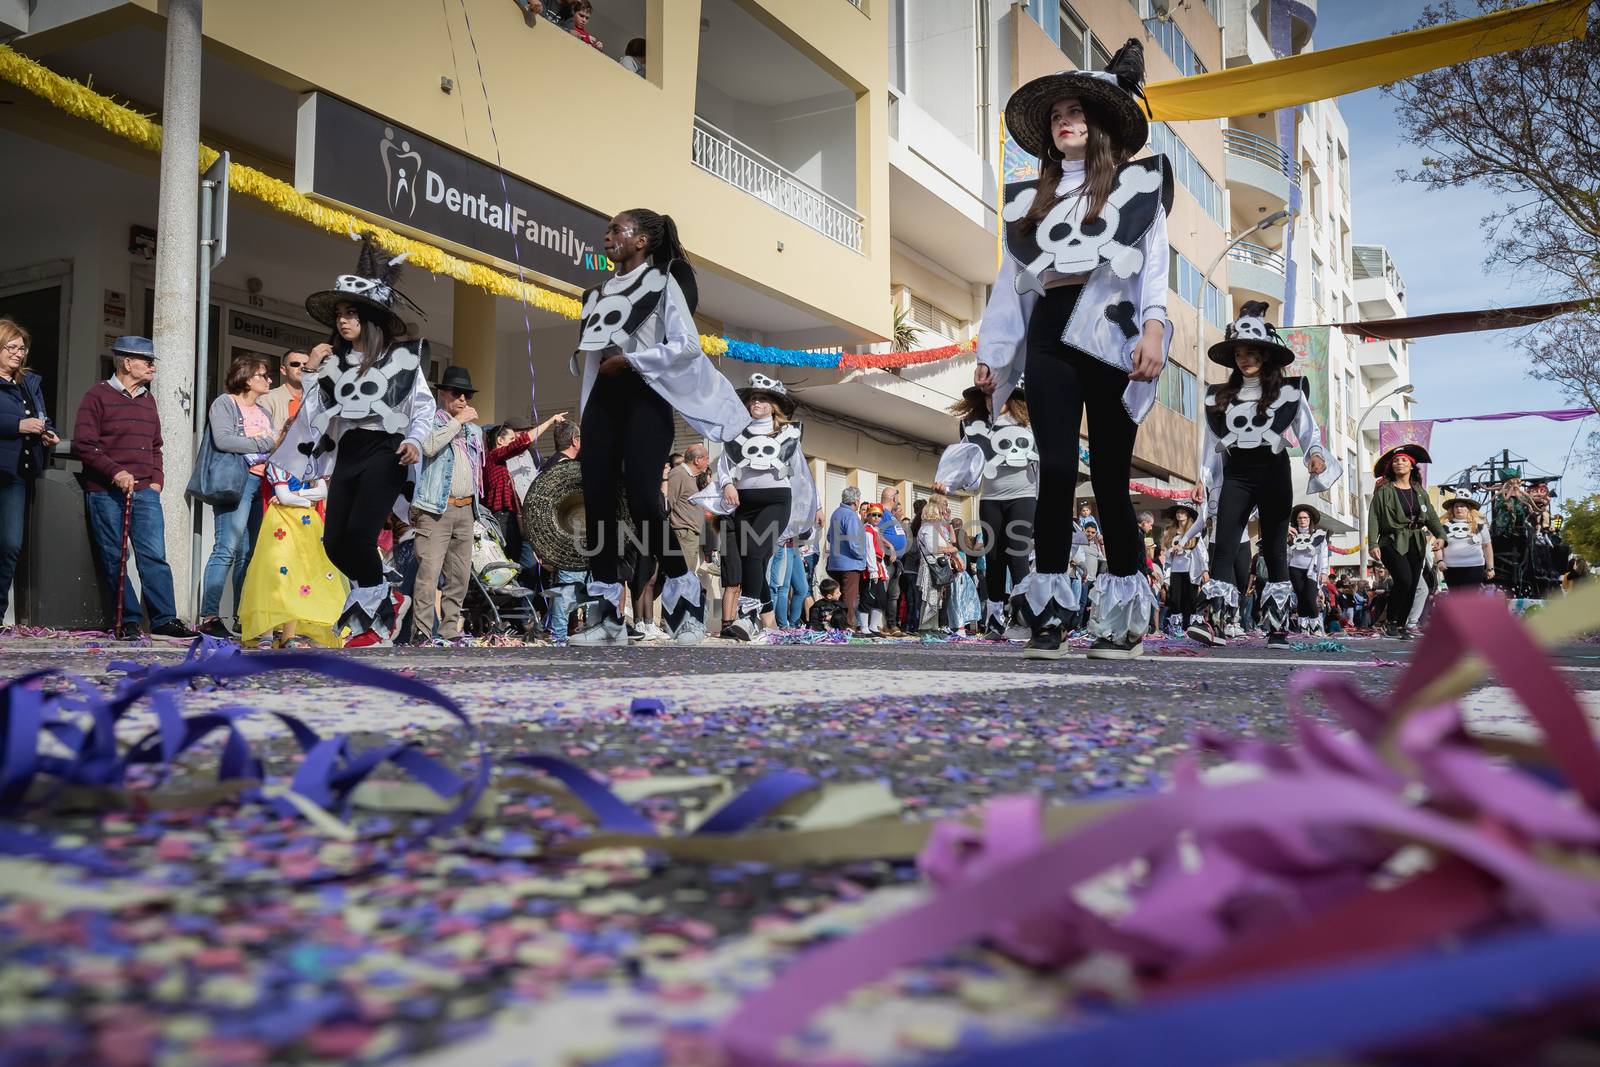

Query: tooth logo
[{"left": 380, "top": 126, "right": 422, "bottom": 218}]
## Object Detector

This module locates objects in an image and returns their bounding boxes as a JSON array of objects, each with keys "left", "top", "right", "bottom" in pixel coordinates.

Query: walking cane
[{"left": 113, "top": 488, "right": 133, "bottom": 635}]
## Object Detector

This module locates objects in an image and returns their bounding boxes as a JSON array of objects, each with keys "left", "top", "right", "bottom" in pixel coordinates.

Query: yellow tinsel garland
[{"left": 0, "top": 44, "right": 740, "bottom": 353}]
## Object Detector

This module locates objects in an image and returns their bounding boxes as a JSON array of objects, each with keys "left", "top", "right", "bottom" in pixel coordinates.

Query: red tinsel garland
[{"left": 838, "top": 339, "right": 976, "bottom": 370}]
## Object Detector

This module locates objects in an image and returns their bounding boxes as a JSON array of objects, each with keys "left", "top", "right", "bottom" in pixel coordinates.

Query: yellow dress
[{"left": 239, "top": 480, "right": 348, "bottom": 647}]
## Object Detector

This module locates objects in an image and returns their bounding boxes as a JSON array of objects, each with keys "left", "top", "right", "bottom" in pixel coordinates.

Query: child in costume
[{"left": 238, "top": 464, "right": 347, "bottom": 648}]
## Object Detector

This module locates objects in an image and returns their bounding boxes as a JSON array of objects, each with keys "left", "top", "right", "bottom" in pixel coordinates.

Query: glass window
[
  {"left": 1157, "top": 361, "right": 1197, "bottom": 420},
  {"left": 1145, "top": 18, "right": 1206, "bottom": 78},
  {"left": 1147, "top": 123, "right": 1224, "bottom": 230}
]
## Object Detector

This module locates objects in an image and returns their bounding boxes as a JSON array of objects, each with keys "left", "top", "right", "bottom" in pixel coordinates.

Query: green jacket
[{"left": 1368, "top": 481, "right": 1445, "bottom": 556}]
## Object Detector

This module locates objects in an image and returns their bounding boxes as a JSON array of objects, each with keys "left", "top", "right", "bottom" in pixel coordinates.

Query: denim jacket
[{"left": 413, "top": 411, "right": 484, "bottom": 519}]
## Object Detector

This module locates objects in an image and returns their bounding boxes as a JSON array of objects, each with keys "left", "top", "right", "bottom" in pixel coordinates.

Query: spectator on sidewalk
[
  {"left": 72, "top": 336, "right": 195, "bottom": 638},
  {"left": 621, "top": 37, "right": 646, "bottom": 77},
  {"left": 877, "top": 486, "right": 907, "bottom": 633},
  {"left": 260, "top": 348, "right": 311, "bottom": 432},
  {"left": 483, "top": 411, "right": 567, "bottom": 581},
  {"left": 0, "top": 319, "right": 58, "bottom": 624},
  {"left": 540, "top": 418, "right": 588, "bottom": 640},
  {"left": 825, "top": 487, "right": 868, "bottom": 630},
  {"left": 410, "top": 367, "right": 482, "bottom": 644},
  {"left": 195, "top": 355, "right": 280, "bottom": 639}
]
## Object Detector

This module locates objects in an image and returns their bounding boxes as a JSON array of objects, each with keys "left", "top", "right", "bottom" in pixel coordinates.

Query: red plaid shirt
[{"left": 482, "top": 432, "right": 534, "bottom": 513}]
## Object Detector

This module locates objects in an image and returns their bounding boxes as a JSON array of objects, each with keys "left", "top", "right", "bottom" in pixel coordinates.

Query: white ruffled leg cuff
[
  {"left": 1011, "top": 572, "right": 1079, "bottom": 630},
  {"left": 587, "top": 581, "right": 624, "bottom": 614},
  {"left": 661, "top": 573, "right": 705, "bottom": 637},
  {"left": 1261, "top": 579, "right": 1294, "bottom": 632},
  {"left": 1201, "top": 579, "right": 1239, "bottom": 607},
  {"left": 1087, "top": 572, "right": 1159, "bottom": 642}
]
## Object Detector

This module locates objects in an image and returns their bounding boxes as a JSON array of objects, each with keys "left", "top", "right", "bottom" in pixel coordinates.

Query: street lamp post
[{"left": 1355, "top": 382, "right": 1415, "bottom": 579}]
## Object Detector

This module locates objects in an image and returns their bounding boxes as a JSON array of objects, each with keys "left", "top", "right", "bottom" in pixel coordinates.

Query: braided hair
[{"left": 619, "top": 208, "right": 696, "bottom": 313}]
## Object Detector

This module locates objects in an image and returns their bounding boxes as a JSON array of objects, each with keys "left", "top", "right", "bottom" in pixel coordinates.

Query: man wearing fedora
[
  {"left": 410, "top": 366, "right": 482, "bottom": 643},
  {"left": 72, "top": 336, "right": 196, "bottom": 639}
]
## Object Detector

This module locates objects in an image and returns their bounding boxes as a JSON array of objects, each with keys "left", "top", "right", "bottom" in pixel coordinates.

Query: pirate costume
[
  {"left": 568, "top": 254, "right": 748, "bottom": 645},
  {"left": 1439, "top": 494, "right": 1493, "bottom": 591},
  {"left": 1367, "top": 443, "right": 1444, "bottom": 637},
  {"left": 277, "top": 237, "right": 434, "bottom": 647},
  {"left": 1193, "top": 303, "right": 1342, "bottom": 649},
  {"left": 1285, "top": 504, "right": 1330, "bottom": 635},
  {"left": 691, "top": 374, "right": 817, "bottom": 641},
  {"left": 934, "top": 386, "right": 1038, "bottom": 640},
  {"left": 1161, "top": 501, "right": 1206, "bottom": 635},
  {"left": 980, "top": 39, "right": 1174, "bottom": 660}
]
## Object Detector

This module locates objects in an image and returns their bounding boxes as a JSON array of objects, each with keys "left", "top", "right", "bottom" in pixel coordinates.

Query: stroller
[{"left": 462, "top": 517, "right": 543, "bottom": 637}]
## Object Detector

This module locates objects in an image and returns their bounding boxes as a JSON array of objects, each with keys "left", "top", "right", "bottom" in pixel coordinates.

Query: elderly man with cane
[{"left": 72, "top": 336, "right": 195, "bottom": 639}]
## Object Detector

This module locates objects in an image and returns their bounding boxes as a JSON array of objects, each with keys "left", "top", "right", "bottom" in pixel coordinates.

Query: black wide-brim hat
[
  {"left": 1005, "top": 40, "right": 1150, "bottom": 161},
  {"left": 1207, "top": 335, "right": 1297, "bottom": 370},
  {"left": 305, "top": 288, "right": 407, "bottom": 337},
  {"left": 736, "top": 372, "right": 797, "bottom": 416},
  {"left": 306, "top": 234, "right": 422, "bottom": 337},
  {"left": 961, "top": 385, "right": 1028, "bottom": 409},
  {"left": 1374, "top": 443, "right": 1432, "bottom": 478},
  {"left": 1290, "top": 503, "right": 1322, "bottom": 527},
  {"left": 1165, "top": 501, "right": 1199, "bottom": 522},
  {"left": 1440, "top": 496, "right": 1480, "bottom": 513},
  {"left": 438, "top": 366, "right": 476, "bottom": 396}
]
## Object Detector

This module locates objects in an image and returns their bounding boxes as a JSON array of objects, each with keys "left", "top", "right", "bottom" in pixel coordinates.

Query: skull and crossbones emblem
[
  {"left": 1213, "top": 383, "right": 1301, "bottom": 453},
  {"left": 1445, "top": 520, "right": 1474, "bottom": 541},
  {"left": 728, "top": 423, "right": 801, "bottom": 477},
  {"left": 1004, "top": 163, "right": 1163, "bottom": 287},
  {"left": 963, "top": 420, "right": 1038, "bottom": 479},
  {"left": 1289, "top": 530, "right": 1318, "bottom": 554},
  {"left": 321, "top": 347, "right": 421, "bottom": 426},
  {"left": 577, "top": 268, "right": 667, "bottom": 352}
]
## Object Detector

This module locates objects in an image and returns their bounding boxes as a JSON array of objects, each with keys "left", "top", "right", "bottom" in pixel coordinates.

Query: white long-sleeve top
[
  {"left": 574, "top": 262, "right": 749, "bottom": 444},
  {"left": 694, "top": 416, "right": 818, "bottom": 542},
  {"left": 1198, "top": 377, "right": 1333, "bottom": 494},
  {"left": 977, "top": 158, "right": 1171, "bottom": 421},
  {"left": 1286, "top": 529, "right": 1330, "bottom": 582},
  {"left": 1441, "top": 520, "right": 1492, "bottom": 568},
  {"left": 1164, "top": 508, "right": 1209, "bottom": 582}
]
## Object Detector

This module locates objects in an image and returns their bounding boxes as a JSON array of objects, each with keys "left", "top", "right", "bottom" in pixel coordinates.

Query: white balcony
[
  {"left": 1222, "top": 129, "right": 1299, "bottom": 219},
  {"left": 691, "top": 116, "right": 864, "bottom": 253},
  {"left": 1226, "top": 240, "right": 1288, "bottom": 306},
  {"left": 1355, "top": 337, "right": 1405, "bottom": 385},
  {"left": 1353, "top": 245, "right": 1407, "bottom": 319}
]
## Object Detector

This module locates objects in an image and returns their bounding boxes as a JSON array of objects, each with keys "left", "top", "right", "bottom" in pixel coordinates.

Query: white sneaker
[
  {"left": 1224, "top": 623, "right": 1244, "bottom": 639},
  {"left": 638, "top": 622, "right": 669, "bottom": 643}
]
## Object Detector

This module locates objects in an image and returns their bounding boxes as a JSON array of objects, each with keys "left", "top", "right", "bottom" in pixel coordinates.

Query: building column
[
  {"left": 452, "top": 280, "right": 498, "bottom": 417},
  {"left": 150, "top": 0, "right": 203, "bottom": 619}
]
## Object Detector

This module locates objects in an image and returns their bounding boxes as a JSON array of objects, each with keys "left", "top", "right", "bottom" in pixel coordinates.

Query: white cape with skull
[
  {"left": 572, "top": 261, "right": 749, "bottom": 444},
  {"left": 935, "top": 410, "right": 1039, "bottom": 496},
  {"left": 690, "top": 419, "right": 818, "bottom": 543},
  {"left": 266, "top": 340, "right": 435, "bottom": 523}
]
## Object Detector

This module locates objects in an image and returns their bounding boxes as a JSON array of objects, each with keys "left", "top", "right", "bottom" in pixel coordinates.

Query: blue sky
[{"left": 1314, "top": 1, "right": 1595, "bottom": 509}]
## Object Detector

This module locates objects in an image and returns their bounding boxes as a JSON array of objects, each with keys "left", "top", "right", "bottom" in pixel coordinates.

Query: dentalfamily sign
[{"left": 295, "top": 93, "right": 611, "bottom": 290}]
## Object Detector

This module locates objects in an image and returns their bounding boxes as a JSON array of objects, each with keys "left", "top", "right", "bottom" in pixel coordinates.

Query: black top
[{"left": 1397, "top": 487, "right": 1419, "bottom": 521}]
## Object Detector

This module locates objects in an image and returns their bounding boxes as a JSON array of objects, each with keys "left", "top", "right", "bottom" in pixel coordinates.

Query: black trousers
[
  {"left": 1169, "top": 570, "right": 1197, "bottom": 619},
  {"left": 1445, "top": 564, "right": 1486, "bottom": 590},
  {"left": 579, "top": 370, "right": 685, "bottom": 586},
  {"left": 1381, "top": 544, "right": 1426, "bottom": 627},
  {"left": 1289, "top": 565, "right": 1320, "bottom": 617},
  {"left": 720, "top": 486, "right": 790, "bottom": 612},
  {"left": 325, "top": 428, "right": 410, "bottom": 588},
  {"left": 1025, "top": 285, "right": 1140, "bottom": 576},
  {"left": 1211, "top": 447, "right": 1291, "bottom": 599},
  {"left": 979, "top": 496, "right": 1036, "bottom": 601}
]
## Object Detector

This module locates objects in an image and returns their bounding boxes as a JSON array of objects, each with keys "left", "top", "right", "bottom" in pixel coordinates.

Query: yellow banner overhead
[{"left": 1145, "top": 0, "right": 1590, "bottom": 122}]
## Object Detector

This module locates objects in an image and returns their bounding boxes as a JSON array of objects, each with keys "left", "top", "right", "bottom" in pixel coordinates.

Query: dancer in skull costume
[
  {"left": 693, "top": 373, "right": 816, "bottom": 641},
  {"left": 976, "top": 39, "right": 1174, "bottom": 661},
  {"left": 1191, "top": 302, "right": 1341, "bottom": 649},
  {"left": 567, "top": 209, "right": 748, "bottom": 645},
  {"left": 283, "top": 236, "right": 434, "bottom": 647},
  {"left": 934, "top": 386, "right": 1038, "bottom": 641},
  {"left": 1160, "top": 501, "right": 1206, "bottom": 637},
  {"left": 1285, "top": 503, "right": 1330, "bottom": 635},
  {"left": 1438, "top": 492, "right": 1493, "bottom": 592}
]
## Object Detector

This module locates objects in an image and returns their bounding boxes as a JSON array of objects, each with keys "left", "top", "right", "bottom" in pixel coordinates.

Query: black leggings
[
  {"left": 1211, "top": 448, "right": 1291, "bottom": 597},
  {"left": 1168, "top": 570, "right": 1197, "bottom": 619},
  {"left": 1445, "top": 564, "right": 1486, "bottom": 590},
  {"left": 978, "top": 496, "right": 1035, "bottom": 600},
  {"left": 1381, "top": 544, "right": 1426, "bottom": 626},
  {"left": 720, "top": 486, "right": 790, "bottom": 612},
  {"left": 1026, "top": 285, "right": 1140, "bottom": 576},
  {"left": 325, "top": 428, "right": 410, "bottom": 587},
  {"left": 1289, "top": 565, "right": 1320, "bottom": 617},
  {"left": 580, "top": 370, "right": 685, "bottom": 586}
]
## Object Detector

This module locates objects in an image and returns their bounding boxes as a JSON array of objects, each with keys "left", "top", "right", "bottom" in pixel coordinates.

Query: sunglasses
[{"left": 285, "top": 360, "right": 308, "bottom": 369}]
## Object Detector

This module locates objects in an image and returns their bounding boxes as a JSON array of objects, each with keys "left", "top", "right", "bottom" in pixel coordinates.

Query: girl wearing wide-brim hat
[
  {"left": 933, "top": 385, "right": 1037, "bottom": 641},
  {"left": 1159, "top": 500, "right": 1206, "bottom": 637},
  {"left": 279, "top": 234, "right": 436, "bottom": 647},
  {"left": 1285, "top": 503, "right": 1330, "bottom": 636},
  {"left": 1438, "top": 493, "right": 1494, "bottom": 592},
  {"left": 692, "top": 372, "right": 817, "bottom": 641},
  {"left": 974, "top": 38, "right": 1176, "bottom": 662},
  {"left": 1189, "top": 302, "right": 1342, "bottom": 650},
  {"left": 1367, "top": 443, "right": 1445, "bottom": 638}
]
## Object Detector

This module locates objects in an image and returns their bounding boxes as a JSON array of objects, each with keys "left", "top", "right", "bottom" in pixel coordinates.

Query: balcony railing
[
  {"left": 1222, "top": 128, "right": 1301, "bottom": 183},
  {"left": 691, "top": 116, "right": 864, "bottom": 254},
  {"left": 1226, "top": 241, "right": 1288, "bottom": 274}
]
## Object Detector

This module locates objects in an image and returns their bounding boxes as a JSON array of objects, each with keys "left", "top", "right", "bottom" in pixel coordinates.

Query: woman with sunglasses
[{"left": 195, "top": 354, "right": 282, "bottom": 639}]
